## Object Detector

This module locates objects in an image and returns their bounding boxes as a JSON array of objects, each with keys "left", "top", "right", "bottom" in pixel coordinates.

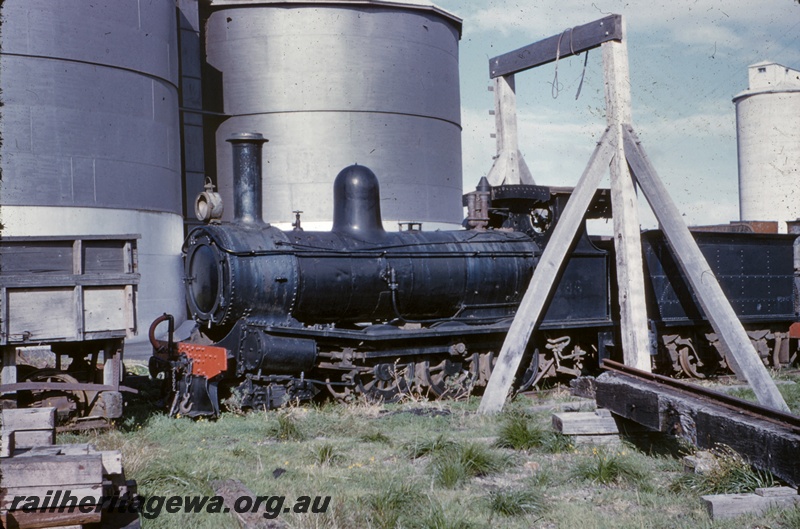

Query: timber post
[
  {"left": 486, "top": 75, "right": 535, "bottom": 186},
  {"left": 602, "top": 18, "right": 651, "bottom": 372}
]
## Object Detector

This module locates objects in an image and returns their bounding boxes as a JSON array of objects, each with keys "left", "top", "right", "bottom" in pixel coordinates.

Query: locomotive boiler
[{"left": 150, "top": 132, "right": 799, "bottom": 417}]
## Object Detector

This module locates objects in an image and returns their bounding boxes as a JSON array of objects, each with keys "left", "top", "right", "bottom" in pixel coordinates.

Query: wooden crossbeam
[
  {"left": 490, "top": 14, "right": 622, "bottom": 78},
  {"left": 622, "top": 126, "right": 790, "bottom": 412},
  {"left": 478, "top": 128, "right": 615, "bottom": 414}
]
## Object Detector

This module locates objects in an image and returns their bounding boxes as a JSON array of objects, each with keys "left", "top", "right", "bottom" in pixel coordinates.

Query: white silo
[
  {"left": 204, "top": 0, "right": 464, "bottom": 230},
  {"left": 734, "top": 61, "right": 800, "bottom": 232}
]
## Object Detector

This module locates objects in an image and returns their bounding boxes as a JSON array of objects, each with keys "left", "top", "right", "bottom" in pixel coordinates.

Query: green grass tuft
[
  {"left": 360, "top": 430, "right": 393, "bottom": 445},
  {"left": 489, "top": 487, "right": 544, "bottom": 517},
  {"left": 270, "top": 412, "right": 306, "bottom": 442},
  {"left": 431, "top": 442, "right": 510, "bottom": 488},
  {"left": 572, "top": 447, "right": 650, "bottom": 489},
  {"left": 365, "top": 481, "right": 426, "bottom": 529},
  {"left": 495, "top": 414, "right": 574, "bottom": 453},
  {"left": 670, "top": 444, "right": 776, "bottom": 495},
  {"left": 313, "top": 442, "right": 342, "bottom": 465},
  {"left": 407, "top": 433, "right": 457, "bottom": 459}
]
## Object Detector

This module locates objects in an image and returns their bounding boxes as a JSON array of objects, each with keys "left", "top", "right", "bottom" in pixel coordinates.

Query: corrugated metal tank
[
  {"left": 205, "top": 0, "right": 464, "bottom": 230},
  {"left": 734, "top": 61, "right": 800, "bottom": 233},
  {"left": 0, "top": 0, "right": 186, "bottom": 337}
]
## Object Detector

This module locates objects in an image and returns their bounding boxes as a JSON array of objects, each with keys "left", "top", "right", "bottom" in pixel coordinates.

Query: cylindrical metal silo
[
  {"left": 0, "top": 0, "right": 185, "bottom": 337},
  {"left": 734, "top": 61, "right": 800, "bottom": 233},
  {"left": 204, "top": 0, "right": 463, "bottom": 230}
]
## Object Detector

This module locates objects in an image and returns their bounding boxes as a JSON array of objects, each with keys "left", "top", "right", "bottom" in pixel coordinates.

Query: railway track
[{"left": 595, "top": 359, "right": 800, "bottom": 487}]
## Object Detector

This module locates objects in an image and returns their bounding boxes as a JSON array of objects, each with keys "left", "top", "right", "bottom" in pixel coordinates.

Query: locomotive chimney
[{"left": 227, "top": 132, "right": 268, "bottom": 224}]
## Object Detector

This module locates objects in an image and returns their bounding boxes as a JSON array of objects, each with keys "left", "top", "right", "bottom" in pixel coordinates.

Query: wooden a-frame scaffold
[{"left": 477, "top": 14, "right": 790, "bottom": 415}]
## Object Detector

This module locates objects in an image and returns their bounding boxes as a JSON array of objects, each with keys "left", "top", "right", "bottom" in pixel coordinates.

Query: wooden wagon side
[{"left": 0, "top": 235, "right": 140, "bottom": 421}]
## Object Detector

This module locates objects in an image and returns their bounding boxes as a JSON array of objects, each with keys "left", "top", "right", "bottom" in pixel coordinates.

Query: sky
[{"left": 431, "top": 0, "right": 800, "bottom": 230}]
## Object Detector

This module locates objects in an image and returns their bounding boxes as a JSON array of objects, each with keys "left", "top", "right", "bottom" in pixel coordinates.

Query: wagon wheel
[
  {"left": 419, "top": 358, "right": 476, "bottom": 399},
  {"left": 678, "top": 343, "right": 705, "bottom": 379},
  {"left": 20, "top": 370, "right": 89, "bottom": 421},
  {"left": 355, "top": 362, "right": 412, "bottom": 402}
]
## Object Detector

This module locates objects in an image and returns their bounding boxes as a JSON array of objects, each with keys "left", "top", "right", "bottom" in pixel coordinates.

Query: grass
[
  {"left": 431, "top": 442, "right": 511, "bottom": 488},
  {"left": 270, "top": 411, "right": 306, "bottom": 441},
  {"left": 488, "top": 487, "right": 545, "bottom": 517},
  {"left": 52, "top": 370, "right": 800, "bottom": 528},
  {"left": 313, "top": 442, "right": 342, "bottom": 465},
  {"left": 572, "top": 447, "right": 652, "bottom": 490},
  {"left": 494, "top": 412, "right": 574, "bottom": 453},
  {"left": 670, "top": 444, "right": 777, "bottom": 495}
]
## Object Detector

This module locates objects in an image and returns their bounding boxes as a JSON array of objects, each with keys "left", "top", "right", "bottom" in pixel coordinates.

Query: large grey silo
[
  {"left": 0, "top": 0, "right": 186, "bottom": 335},
  {"left": 734, "top": 61, "right": 800, "bottom": 232},
  {"left": 205, "top": 0, "right": 464, "bottom": 230}
]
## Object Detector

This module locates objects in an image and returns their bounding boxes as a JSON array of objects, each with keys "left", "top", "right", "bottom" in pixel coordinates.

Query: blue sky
[{"left": 432, "top": 0, "right": 800, "bottom": 229}]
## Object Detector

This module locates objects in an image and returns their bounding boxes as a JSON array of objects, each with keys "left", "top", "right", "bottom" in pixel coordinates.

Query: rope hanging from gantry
[{"left": 551, "top": 26, "right": 590, "bottom": 100}]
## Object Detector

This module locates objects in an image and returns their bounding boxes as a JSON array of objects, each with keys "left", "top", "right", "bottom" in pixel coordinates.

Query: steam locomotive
[{"left": 149, "top": 133, "right": 799, "bottom": 417}]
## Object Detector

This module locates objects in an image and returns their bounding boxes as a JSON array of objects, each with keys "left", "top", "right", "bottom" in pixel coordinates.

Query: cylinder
[
  {"left": 0, "top": 0, "right": 184, "bottom": 338},
  {"left": 227, "top": 133, "right": 268, "bottom": 224},
  {"left": 734, "top": 61, "right": 800, "bottom": 233},
  {"left": 205, "top": 1, "right": 464, "bottom": 230}
]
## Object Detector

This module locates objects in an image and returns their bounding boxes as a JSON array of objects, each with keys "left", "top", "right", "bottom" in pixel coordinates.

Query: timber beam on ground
[{"left": 595, "top": 360, "right": 800, "bottom": 487}]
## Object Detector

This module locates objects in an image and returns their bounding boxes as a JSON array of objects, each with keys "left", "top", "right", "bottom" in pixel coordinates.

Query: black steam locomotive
[{"left": 149, "top": 133, "right": 799, "bottom": 417}]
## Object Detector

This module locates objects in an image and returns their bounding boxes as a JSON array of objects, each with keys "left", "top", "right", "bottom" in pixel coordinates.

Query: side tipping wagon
[{"left": 0, "top": 234, "right": 140, "bottom": 424}]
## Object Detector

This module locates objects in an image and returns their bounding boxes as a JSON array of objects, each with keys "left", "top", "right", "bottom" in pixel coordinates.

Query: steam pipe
[{"left": 227, "top": 132, "right": 268, "bottom": 224}]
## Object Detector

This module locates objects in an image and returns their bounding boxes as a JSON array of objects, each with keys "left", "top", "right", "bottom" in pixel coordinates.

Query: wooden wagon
[{"left": 0, "top": 235, "right": 140, "bottom": 422}]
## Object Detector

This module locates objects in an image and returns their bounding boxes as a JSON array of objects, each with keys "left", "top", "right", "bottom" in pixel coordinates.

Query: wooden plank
[
  {"left": 100, "top": 450, "right": 123, "bottom": 476},
  {"left": 1, "top": 509, "right": 101, "bottom": 529},
  {"left": 1, "top": 484, "right": 103, "bottom": 510},
  {"left": 595, "top": 371, "right": 800, "bottom": 486},
  {"left": 702, "top": 490, "right": 800, "bottom": 520},
  {"left": 1, "top": 288, "right": 9, "bottom": 346},
  {"left": 2, "top": 407, "right": 56, "bottom": 430},
  {"left": 571, "top": 434, "right": 621, "bottom": 446},
  {"left": 552, "top": 411, "right": 620, "bottom": 435},
  {"left": 83, "top": 241, "right": 126, "bottom": 273},
  {"left": 0, "top": 234, "right": 140, "bottom": 243},
  {"left": 1, "top": 454, "right": 103, "bottom": 487},
  {"left": 602, "top": 25, "right": 651, "bottom": 372},
  {"left": 490, "top": 14, "right": 622, "bottom": 77},
  {"left": 2, "top": 346, "right": 18, "bottom": 396},
  {"left": 7, "top": 289, "right": 78, "bottom": 342},
  {"left": 13, "top": 429, "right": 55, "bottom": 449},
  {"left": 2, "top": 430, "right": 15, "bottom": 457},
  {"left": 478, "top": 128, "right": 615, "bottom": 414},
  {"left": 84, "top": 288, "right": 128, "bottom": 333},
  {"left": 1, "top": 274, "right": 140, "bottom": 288},
  {"left": 0, "top": 241, "right": 74, "bottom": 276},
  {"left": 622, "top": 127, "right": 790, "bottom": 412},
  {"left": 485, "top": 75, "right": 534, "bottom": 186}
]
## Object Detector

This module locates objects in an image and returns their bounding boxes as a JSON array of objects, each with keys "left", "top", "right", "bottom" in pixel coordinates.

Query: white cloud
[{"left": 451, "top": 0, "right": 798, "bottom": 54}]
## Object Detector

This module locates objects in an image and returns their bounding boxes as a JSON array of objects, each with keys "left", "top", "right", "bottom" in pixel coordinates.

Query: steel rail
[{"left": 600, "top": 358, "right": 800, "bottom": 434}]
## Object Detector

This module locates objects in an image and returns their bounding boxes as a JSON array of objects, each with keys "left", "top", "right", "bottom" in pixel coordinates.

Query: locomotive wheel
[
  {"left": 419, "top": 358, "right": 476, "bottom": 399},
  {"left": 678, "top": 344, "right": 705, "bottom": 379},
  {"left": 356, "top": 362, "right": 413, "bottom": 402},
  {"left": 515, "top": 351, "right": 542, "bottom": 392},
  {"left": 20, "top": 370, "right": 89, "bottom": 421}
]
